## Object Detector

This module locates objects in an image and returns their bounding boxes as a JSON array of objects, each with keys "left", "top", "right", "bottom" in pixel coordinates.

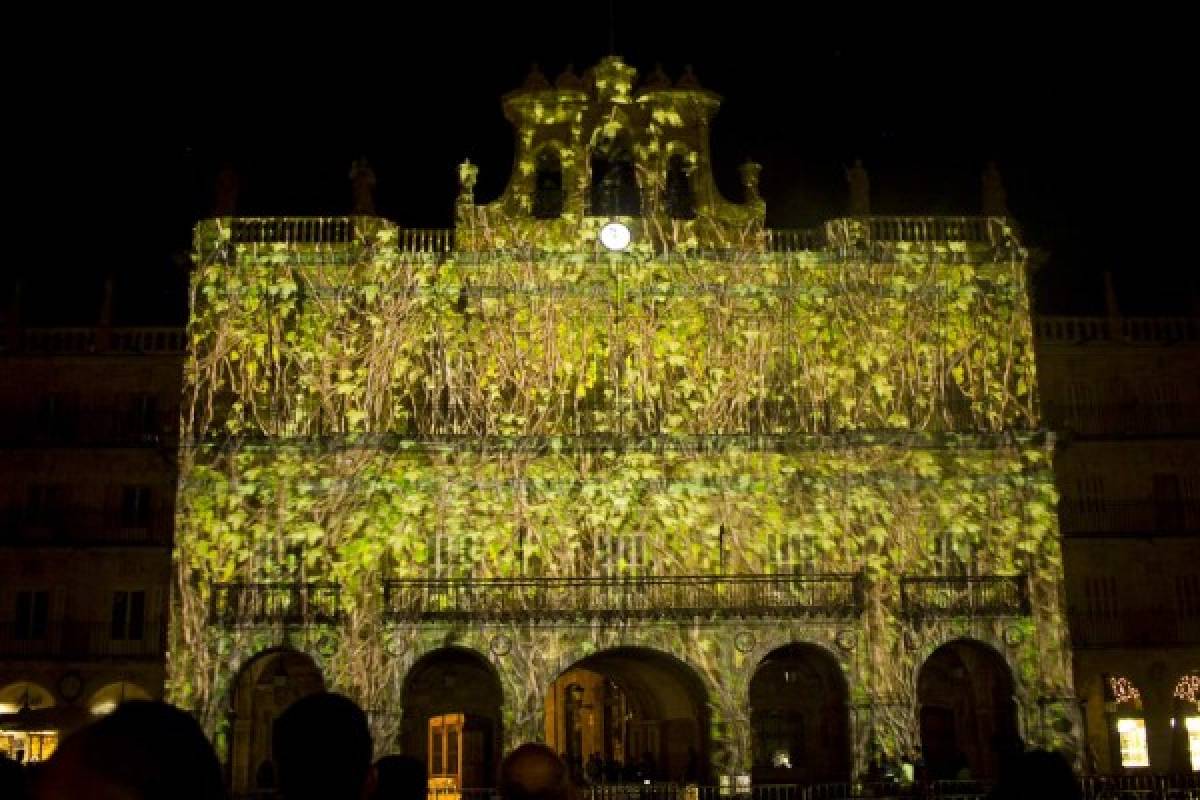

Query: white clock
[{"left": 599, "top": 221, "right": 631, "bottom": 251}]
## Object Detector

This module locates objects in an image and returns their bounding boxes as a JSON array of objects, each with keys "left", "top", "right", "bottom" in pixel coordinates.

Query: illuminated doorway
[
  {"left": 748, "top": 643, "right": 850, "bottom": 785},
  {"left": 917, "top": 640, "right": 1019, "bottom": 781},
  {"left": 1172, "top": 671, "right": 1200, "bottom": 773},
  {"left": 401, "top": 648, "right": 502, "bottom": 792},
  {"left": 0, "top": 682, "right": 58, "bottom": 764},
  {"left": 545, "top": 647, "right": 709, "bottom": 785}
]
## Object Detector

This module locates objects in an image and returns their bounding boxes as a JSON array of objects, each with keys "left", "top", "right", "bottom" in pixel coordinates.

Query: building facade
[
  {"left": 1036, "top": 314, "right": 1200, "bottom": 773},
  {"left": 170, "top": 58, "right": 1079, "bottom": 793},
  {"left": 0, "top": 290, "right": 184, "bottom": 763}
]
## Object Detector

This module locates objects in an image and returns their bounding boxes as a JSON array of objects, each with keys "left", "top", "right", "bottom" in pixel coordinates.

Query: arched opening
[
  {"left": 545, "top": 647, "right": 709, "bottom": 785},
  {"left": 533, "top": 148, "right": 565, "bottom": 219},
  {"left": 0, "top": 681, "right": 58, "bottom": 763},
  {"left": 87, "top": 680, "right": 152, "bottom": 716},
  {"left": 1103, "top": 673, "right": 1149, "bottom": 770},
  {"left": 401, "top": 647, "right": 503, "bottom": 792},
  {"left": 917, "top": 640, "right": 1019, "bottom": 781},
  {"left": 228, "top": 648, "right": 325, "bottom": 796},
  {"left": 749, "top": 643, "right": 849, "bottom": 785},
  {"left": 589, "top": 128, "right": 640, "bottom": 217},
  {"left": 664, "top": 154, "right": 696, "bottom": 220},
  {"left": 1171, "top": 671, "right": 1199, "bottom": 773}
]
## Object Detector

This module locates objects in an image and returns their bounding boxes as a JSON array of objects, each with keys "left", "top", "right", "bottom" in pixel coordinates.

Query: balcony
[
  {"left": 0, "top": 407, "right": 179, "bottom": 448},
  {"left": 382, "top": 573, "right": 864, "bottom": 622},
  {"left": 1034, "top": 315, "right": 1200, "bottom": 345},
  {"left": 0, "top": 621, "right": 162, "bottom": 659},
  {"left": 209, "top": 583, "right": 343, "bottom": 627},
  {"left": 1068, "top": 610, "right": 1200, "bottom": 648},
  {"left": 1058, "top": 499, "right": 1200, "bottom": 536},
  {"left": 0, "top": 508, "right": 171, "bottom": 546},
  {"left": 1041, "top": 401, "right": 1200, "bottom": 436},
  {"left": 899, "top": 576, "right": 1030, "bottom": 619},
  {"left": 6, "top": 326, "right": 185, "bottom": 355}
]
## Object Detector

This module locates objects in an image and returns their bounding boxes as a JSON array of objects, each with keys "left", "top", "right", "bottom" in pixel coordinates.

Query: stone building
[
  {"left": 171, "top": 57, "right": 1079, "bottom": 794},
  {"left": 0, "top": 282, "right": 184, "bottom": 763},
  {"left": 1036, "top": 312, "right": 1200, "bottom": 773}
]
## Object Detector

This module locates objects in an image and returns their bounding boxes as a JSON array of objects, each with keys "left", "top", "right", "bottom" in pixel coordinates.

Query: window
[
  {"left": 110, "top": 590, "right": 145, "bottom": 641},
  {"left": 24, "top": 485, "right": 66, "bottom": 527},
  {"left": 932, "top": 532, "right": 973, "bottom": 578},
  {"left": 1116, "top": 718, "right": 1150, "bottom": 768},
  {"left": 120, "top": 486, "right": 152, "bottom": 528},
  {"left": 1153, "top": 473, "right": 1184, "bottom": 531},
  {"left": 595, "top": 532, "right": 647, "bottom": 578},
  {"left": 430, "top": 531, "right": 480, "bottom": 579},
  {"left": 664, "top": 153, "right": 696, "bottom": 219},
  {"left": 766, "top": 531, "right": 817, "bottom": 575},
  {"left": 15, "top": 591, "right": 49, "bottom": 640},
  {"left": 34, "top": 393, "right": 78, "bottom": 440},
  {"left": 532, "top": 149, "right": 564, "bottom": 219},
  {"left": 124, "top": 394, "right": 159, "bottom": 439}
]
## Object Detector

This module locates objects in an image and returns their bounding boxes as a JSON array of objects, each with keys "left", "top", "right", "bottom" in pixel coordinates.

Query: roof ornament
[
  {"left": 555, "top": 64, "right": 584, "bottom": 90},
  {"left": 522, "top": 63, "right": 551, "bottom": 91},
  {"left": 676, "top": 64, "right": 701, "bottom": 89}
]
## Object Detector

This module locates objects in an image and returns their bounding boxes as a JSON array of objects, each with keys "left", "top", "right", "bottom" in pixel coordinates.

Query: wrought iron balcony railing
[
  {"left": 209, "top": 583, "right": 343, "bottom": 627},
  {"left": 0, "top": 622, "right": 162, "bottom": 659},
  {"left": 1058, "top": 499, "right": 1200, "bottom": 535},
  {"left": 899, "top": 575, "right": 1030, "bottom": 619},
  {"left": 383, "top": 573, "right": 864, "bottom": 622},
  {"left": 0, "top": 507, "right": 172, "bottom": 546}
]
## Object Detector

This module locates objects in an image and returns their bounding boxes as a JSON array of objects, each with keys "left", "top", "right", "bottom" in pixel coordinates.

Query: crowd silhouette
[{"left": 0, "top": 693, "right": 1090, "bottom": 800}]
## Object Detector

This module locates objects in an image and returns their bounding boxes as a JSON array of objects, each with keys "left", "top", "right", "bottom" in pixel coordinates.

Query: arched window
[
  {"left": 1106, "top": 674, "right": 1149, "bottom": 768},
  {"left": 589, "top": 129, "right": 640, "bottom": 216},
  {"left": 533, "top": 149, "right": 564, "bottom": 219},
  {"left": 1172, "top": 672, "right": 1200, "bottom": 772},
  {"left": 664, "top": 154, "right": 696, "bottom": 219}
]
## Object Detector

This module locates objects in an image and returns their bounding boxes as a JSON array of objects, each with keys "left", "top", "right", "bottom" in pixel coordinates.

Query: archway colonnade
[{"left": 220, "top": 633, "right": 1036, "bottom": 795}]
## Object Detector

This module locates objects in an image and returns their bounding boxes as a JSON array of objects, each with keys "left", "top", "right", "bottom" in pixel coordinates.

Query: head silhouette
[
  {"left": 499, "top": 743, "right": 569, "bottom": 800},
  {"left": 33, "top": 700, "right": 224, "bottom": 800},
  {"left": 273, "top": 692, "right": 374, "bottom": 800},
  {"left": 371, "top": 753, "right": 425, "bottom": 800}
]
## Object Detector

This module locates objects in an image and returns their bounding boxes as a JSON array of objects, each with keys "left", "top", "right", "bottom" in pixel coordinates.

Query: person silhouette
[{"left": 274, "top": 692, "right": 376, "bottom": 800}]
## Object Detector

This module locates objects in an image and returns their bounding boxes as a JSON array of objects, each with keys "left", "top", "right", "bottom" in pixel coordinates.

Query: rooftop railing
[{"left": 383, "top": 573, "right": 864, "bottom": 622}]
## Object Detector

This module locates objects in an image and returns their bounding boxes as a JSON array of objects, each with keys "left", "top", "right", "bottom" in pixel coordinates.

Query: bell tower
[{"left": 455, "top": 57, "right": 766, "bottom": 252}]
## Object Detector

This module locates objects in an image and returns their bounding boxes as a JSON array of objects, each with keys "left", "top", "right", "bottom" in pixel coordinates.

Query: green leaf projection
[{"left": 171, "top": 211, "right": 1078, "bottom": 775}]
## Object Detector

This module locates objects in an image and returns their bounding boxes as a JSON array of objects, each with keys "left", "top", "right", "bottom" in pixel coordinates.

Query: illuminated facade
[{"left": 169, "top": 58, "right": 1080, "bottom": 791}]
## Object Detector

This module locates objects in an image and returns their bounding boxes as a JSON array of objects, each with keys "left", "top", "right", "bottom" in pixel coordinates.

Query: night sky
[{"left": 9, "top": 8, "right": 1191, "bottom": 323}]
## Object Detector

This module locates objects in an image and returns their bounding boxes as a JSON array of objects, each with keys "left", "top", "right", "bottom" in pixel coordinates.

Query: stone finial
[
  {"left": 739, "top": 160, "right": 763, "bottom": 204},
  {"left": 677, "top": 64, "right": 701, "bottom": 89},
  {"left": 981, "top": 161, "right": 1008, "bottom": 217},
  {"left": 642, "top": 63, "right": 671, "bottom": 90},
  {"left": 555, "top": 64, "right": 584, "bottom": 90},
  {"left": 522, "top": 63, "right": 551, "bottom": 91},
  {"left": 349, "top": 157, "right": 377, "bottom": 215},
  {"left": 212, "top": 163, "right": 239, "bottom": 216},
  {"left": 846, "top": 158, "right": 870, "bottom": 215},
  {"left": 458, "top": 158, "right": 479, "bottom": 198}
]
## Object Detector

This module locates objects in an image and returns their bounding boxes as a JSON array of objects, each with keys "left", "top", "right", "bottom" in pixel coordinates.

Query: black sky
[{"left": 10, "top": 7, "right": 1194, "bottom": 322}]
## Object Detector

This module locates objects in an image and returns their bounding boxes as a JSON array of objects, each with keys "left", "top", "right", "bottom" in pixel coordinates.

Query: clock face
[{"left": 599, "top": 221, "right": 631, "bottom": 251}]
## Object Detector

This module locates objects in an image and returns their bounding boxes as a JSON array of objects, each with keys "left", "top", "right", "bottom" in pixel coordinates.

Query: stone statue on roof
[
  {"left": 349, "top": 158, "right": 376, "bottom": 215},
  {"left": 846, "top": 158, "right": 870, "bottom": 215},
  {"left": 981, "top": 161, "right": 1008, "bottom": 216}
]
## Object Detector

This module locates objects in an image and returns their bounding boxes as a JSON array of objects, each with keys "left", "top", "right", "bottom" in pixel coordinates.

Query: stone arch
[
  {"left": 663, "top": 144, "right": 697, "bottom": 220},
  {"left": 546, "top": 645, "right": 711, "bottom": 785},
  {"left": 87, "top": 680, "right": 153, "bottom": 715},
  {"left": 916, "top": 638, "right": 1019, "bottom": 781},
  {"left": 0, "top": 681, "right": 59, "bottom": 764},
  {"left": 532, "top": 142, "right": 567, "bottom": 219},
  {"left": 749, "top": 642, "right": 851, "bottom": 785},
  {"left": 589, "top": 122, "right": 640, "bottom": 216},
  {"left": 400, "top": 645, "right": 504, "bottom": 790},
  {"left": 227, "top": 647, "right": 325, "bottom": 796}
]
